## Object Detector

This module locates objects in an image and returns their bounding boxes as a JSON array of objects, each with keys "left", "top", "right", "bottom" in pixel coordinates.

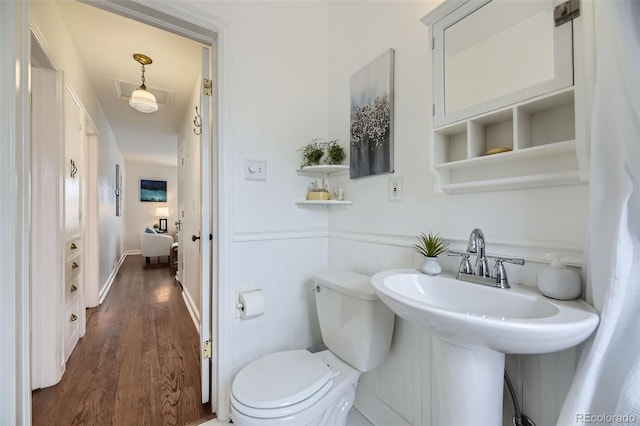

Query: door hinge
[
  {"left": 432, "top": 104, "right": 435, "bottom": 116},
  {"left": 432, "top": 37, "right": 435, "bottom": 50},
  {"left": 554, "top": 0, "right": 580, "bottom": 27},
  {"left": 203, "top": 78, "right": 213, "bottom": 96},
  {"left": 203, "top": 339, "right": 212, "bottom": 359}
]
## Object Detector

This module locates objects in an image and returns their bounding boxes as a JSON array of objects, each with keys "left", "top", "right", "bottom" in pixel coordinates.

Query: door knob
[{"left": 192, "top": 234, "right": 200, "bottom": 242}]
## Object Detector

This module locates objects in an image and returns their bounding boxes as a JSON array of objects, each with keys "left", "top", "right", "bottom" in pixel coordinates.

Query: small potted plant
[
  {"left": 306, "top": 178, "right": 330, "bottom": 200},
  {"left": 301, "top": 140, "right": 325, "bottom": 167},
  {"left": 413, "top": 232, "right": 448, "bottom": 275},
  {"left": 325, "top": 139, "right": 345, "bottom": 165}
]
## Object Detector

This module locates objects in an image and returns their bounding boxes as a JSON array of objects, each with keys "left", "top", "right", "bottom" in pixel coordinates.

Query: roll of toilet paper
[{"left": 239, "top": 290, "right": 264, "bottom": 320}]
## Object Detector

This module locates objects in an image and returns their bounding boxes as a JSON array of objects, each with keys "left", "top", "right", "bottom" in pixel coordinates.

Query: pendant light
[{"left": 129, "top": 53, "right": 158, "bottom": 113}]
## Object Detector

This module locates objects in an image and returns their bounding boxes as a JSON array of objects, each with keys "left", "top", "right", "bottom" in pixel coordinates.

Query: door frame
[
  {"left": 0, "top": 1, "right": 31, "bottom": 423},
  {"left": 77, "top": 1, "right": 233, "bottom": 418},
  {"left": 79, "top": 1, "right": 233, "bottom": 419},
  {"left": 5, "top": 0, "right": 234, "bottom": 423}
]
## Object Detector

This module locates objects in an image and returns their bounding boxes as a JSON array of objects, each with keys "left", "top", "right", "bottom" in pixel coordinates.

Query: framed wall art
[
  {"left": 140, "top": 179, "right": 167, "bottom": 202},
  {"left": 350, "top": 49, "right": 395, "bottom": 179}
]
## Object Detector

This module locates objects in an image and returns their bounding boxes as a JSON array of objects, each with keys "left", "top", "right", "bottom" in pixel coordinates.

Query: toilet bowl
[
  {"left": 231, "top": 350, "right": 359, "bottom": 425},
  {"left": 230, "top": 271, "right": 395, "bottom": 426}
]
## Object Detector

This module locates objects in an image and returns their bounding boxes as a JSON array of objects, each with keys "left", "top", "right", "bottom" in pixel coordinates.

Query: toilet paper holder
[{"left": 235, "top": 289, "right": 264, "bottom": 320}]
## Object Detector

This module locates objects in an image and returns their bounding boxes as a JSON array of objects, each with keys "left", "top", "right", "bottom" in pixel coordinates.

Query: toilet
[{"left": 230, "top": 271, "right": 395, "bottom": 426}]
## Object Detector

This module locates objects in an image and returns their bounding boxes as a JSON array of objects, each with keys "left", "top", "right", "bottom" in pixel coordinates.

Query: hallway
[{"left": 32, "top": 255, "right": 210, "bottom": 425}]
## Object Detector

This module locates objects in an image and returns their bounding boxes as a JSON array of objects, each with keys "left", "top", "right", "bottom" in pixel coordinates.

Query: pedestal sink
[{"left": 371, "top": 269, "right": 599, "bottom": 426}]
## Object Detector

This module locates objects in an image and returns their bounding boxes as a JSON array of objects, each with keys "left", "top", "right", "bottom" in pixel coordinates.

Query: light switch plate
[{"left": 245, "top": 159, "right": 266, "bottom": 182}]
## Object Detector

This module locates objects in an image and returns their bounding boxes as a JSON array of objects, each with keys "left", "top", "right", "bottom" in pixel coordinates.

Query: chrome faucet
[
  {"left": 448, "top": 228, "right": 525, "bottom": 289},
  {"left": 467, "top": 228, "right": 490, "bottom": 278}
]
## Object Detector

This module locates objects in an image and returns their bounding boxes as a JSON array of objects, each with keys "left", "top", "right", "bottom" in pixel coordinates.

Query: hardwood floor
[{"left": 32, "top": 255, "right": 211, "bottom": 426}]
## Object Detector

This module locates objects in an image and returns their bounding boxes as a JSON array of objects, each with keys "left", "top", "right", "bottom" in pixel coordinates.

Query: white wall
[
  {"left": 123, "top": 160, "right": 178, "bottom": 252},
  {"left": 326, "top": 2, "right": 589, "bottom": 426},
  {"left": 31, "top": 1, "right": 125, "bottom": 294}
]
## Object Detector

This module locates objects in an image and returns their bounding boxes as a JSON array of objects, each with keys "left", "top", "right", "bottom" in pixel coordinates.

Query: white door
[
  {"left": 199, "top": 46, "right": 213, "bottom": 405},
  {"left": 180, "top": 47, "right": 212, "bottom": 406},
  {"left": 177, "top": 144, "right": 185, "bottom": 284}
]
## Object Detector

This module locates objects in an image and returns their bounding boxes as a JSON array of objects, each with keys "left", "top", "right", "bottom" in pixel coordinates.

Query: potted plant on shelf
[
  {"left": 301, "top": 140, "right": 325, "bottom": 167},
  {"left": 413, "top": 232, "right": 448, "bottom": 275},
  {"left": 325, "top": 139, "right": 345, "bottom": 165},
  {"left": 306, "top": 178, "right": 330, "bottom": 201}
]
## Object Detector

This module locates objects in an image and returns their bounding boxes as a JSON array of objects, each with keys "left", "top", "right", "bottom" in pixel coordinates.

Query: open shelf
[
  {"left": 295, "top": 164, "right": 351, "bottom": 208},
  {"left": 431, "top": 88, "right": 585, "bottom": 193},
  {"left": 296, "top": 164, "right": 349, "bottom": 177},
  {"left": 295, "top": 200, "right": 352, "bottom": 208}
]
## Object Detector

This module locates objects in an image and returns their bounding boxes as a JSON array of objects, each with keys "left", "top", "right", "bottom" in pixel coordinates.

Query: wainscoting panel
[{"left": 329, "top": 234, "right": 582, "bottom": 426}]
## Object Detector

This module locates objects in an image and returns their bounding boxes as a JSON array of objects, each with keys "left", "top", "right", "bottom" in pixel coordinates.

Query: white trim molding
[
  {"left": 233, "top": 228, "right": 329, "bottom": 243},
  {"left": 181, "top": 287, "right": 201, "bottom": 334},
  {"left": 1, "top": 1, "right": 31, "bottom": 424},
  {"left": 329, "top": 230, "right": 584, "bottom": 266},
  {"left": 98, "top": 253, "right": 127, "bottom": 304}
]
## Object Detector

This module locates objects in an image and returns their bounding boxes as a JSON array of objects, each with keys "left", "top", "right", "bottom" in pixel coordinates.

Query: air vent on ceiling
[{"left": 110, "top": 78, "right": 176, "bottom": 107}]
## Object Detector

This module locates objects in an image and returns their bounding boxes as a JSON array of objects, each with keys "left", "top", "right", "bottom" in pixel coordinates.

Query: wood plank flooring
[{"left": 32, "top": 255, "right": 211, "bottom": 426}]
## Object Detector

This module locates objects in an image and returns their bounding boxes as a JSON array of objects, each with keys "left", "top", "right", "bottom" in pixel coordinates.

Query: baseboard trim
[
  {"left": 125, "top": 249, "right": 142, "bottom": 256},
  {"left": 354, "top": 386, "right": 411, "bottom": 426},
  {"left": 181, "top": 285, "right": 200, "bottom": 333},
  {"left": 98, "top": 252, "right": 127, "bottom": 304}
]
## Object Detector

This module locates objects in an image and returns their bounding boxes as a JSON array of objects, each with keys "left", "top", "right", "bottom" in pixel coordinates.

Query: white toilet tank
[{"left": 313, "top": 271, "right": 395, "bottom": 372}]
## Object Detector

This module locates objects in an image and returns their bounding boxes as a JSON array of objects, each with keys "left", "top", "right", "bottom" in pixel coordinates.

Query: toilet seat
[
  {"left": 231, "top": 350, "right": 338, "bottom": 418},
  {"left": 231, "top": 379, "right": 334, "bottom": 419}
]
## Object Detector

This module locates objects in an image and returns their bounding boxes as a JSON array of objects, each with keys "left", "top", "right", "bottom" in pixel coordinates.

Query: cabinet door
[
  {"left": 431, "top": 0, "right": 573, "bottom": 127},
  {"left": 64, "top": 88, "right": 82, "bottom": 240}
]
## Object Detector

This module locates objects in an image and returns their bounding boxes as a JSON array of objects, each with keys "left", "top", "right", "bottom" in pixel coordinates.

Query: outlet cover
[{"left": 389, "top": 176, "right": 402, "bottom": 201}]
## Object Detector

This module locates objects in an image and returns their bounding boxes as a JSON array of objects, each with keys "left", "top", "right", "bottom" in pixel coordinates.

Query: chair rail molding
[
  {"left": 329, "top": 230, "right": 584, "bottom": 266},
  {"left": 233, "top": 227, "right": 329, "bottom": 243}
]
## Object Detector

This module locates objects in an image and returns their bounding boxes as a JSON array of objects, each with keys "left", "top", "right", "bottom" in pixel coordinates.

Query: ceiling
[{"left": 57, "top": 0, "right": 207, "bottom": 166}]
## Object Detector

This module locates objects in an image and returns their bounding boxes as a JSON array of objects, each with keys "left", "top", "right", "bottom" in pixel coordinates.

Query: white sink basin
[
  {"left": 371, "top": 269, "right": 599, "bottom": 425},
  {"left": 371, "top": 269, "right": 599, "bottom": 354}
]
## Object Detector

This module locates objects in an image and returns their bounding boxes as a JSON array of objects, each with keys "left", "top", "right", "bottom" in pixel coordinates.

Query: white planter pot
[{"left": 420, "top": 257, "right": 442, "bottom": 275}]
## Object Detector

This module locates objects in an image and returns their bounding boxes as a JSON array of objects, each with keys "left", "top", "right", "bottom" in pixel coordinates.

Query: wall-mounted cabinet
[
  {"left": 432, "top": 89, "right": 580, "bottom": 192},
  {"left": 63, "top": 85, "right": 85, "bottom": 361},
  {"left": 423, "top": 0, "right": 588, "bottom": 193},
  {"left": 295, "top": 165, "right": 351, "bottom": 207}
]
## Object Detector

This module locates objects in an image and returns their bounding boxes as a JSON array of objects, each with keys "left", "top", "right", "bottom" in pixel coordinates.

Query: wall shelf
[
  {"left": 295, "top": 200, "right": 352, "bottom": 208},
  {"left": 295, "top": 164, "right": 350, "bottom": 208},
  {"left": 296, "top": 164, "right": 349, "bottom": 177},
  {"left": 431, "top": 88, "right": 587, "bottom": 193}
]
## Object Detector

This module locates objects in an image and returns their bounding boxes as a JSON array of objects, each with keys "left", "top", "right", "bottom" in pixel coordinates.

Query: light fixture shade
[
  {"left": 129, "top": 87, "right": 158, "bottom": 113},
  {"left": 155, "top": 207, "right": 169, "bottom": 217}
]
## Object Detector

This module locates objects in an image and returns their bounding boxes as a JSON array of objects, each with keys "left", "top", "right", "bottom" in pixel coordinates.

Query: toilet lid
[{"left": 232, "top": 350, "right": 335, "bottom": 409}]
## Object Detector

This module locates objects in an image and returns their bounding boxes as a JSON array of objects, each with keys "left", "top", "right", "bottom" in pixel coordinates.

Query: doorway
[{"left": 27, "top": 0, "right": 230, "bottom": 422}]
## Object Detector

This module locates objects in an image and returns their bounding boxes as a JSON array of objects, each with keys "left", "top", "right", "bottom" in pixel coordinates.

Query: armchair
[{"left": 140, "top": 231, "right": 174, "bottom": 264}]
